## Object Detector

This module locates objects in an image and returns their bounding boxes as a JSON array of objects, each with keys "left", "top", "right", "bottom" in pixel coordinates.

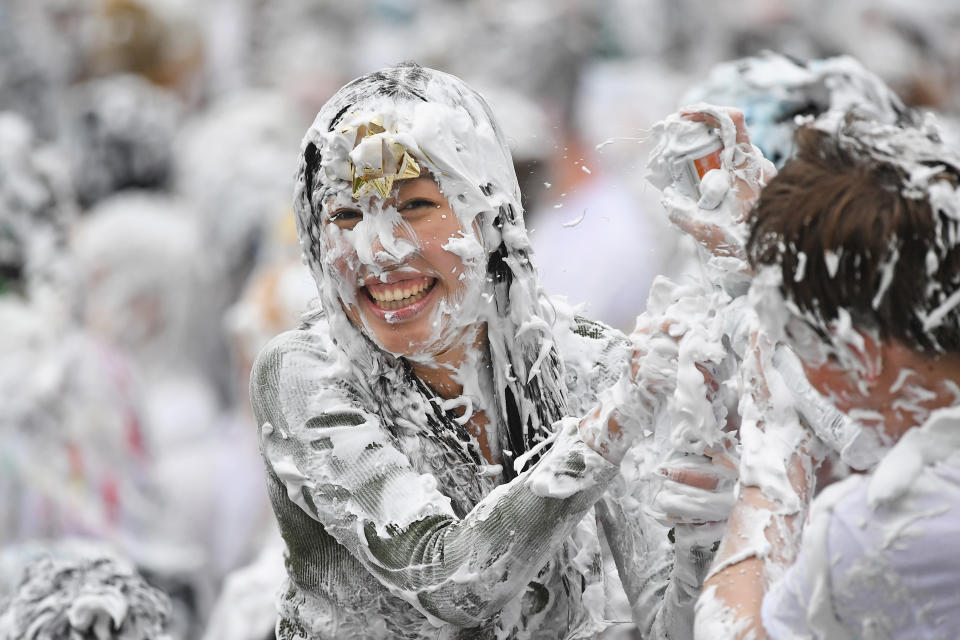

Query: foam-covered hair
[
  {"left": 292, "top": 63, "right": 567, "bottom": 471},
  {"left": 683, "top": 52, "right": 918, "bottom": 168}
]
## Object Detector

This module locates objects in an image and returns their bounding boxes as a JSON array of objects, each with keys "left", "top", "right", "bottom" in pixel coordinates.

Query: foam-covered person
[
  {"left": 250, "top": 63, "right": 731, "bottom": 639},
  {"left": 71, "top": 195, "right": 229, "bottom": 632},
  {"left": 697, "top": 113, "right": 960, "bottom": 638},
  {"left": 173, "top": 90, "right": 305, "bottom": 404},
  {"left": 62, "top": 74, "right": 184, "bottom": 209},
  {"left": 0, "top": 112, "right": 158, "bottom": 550}
]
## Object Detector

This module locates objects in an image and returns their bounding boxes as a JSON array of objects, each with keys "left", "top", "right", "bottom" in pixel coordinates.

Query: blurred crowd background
[{"left": 1, "top": 0, "right": 958, "bottom": 637}]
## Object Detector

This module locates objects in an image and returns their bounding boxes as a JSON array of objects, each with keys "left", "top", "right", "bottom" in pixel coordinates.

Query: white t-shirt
[{"left": 762, "top": 419, "right": 960, "bottom": 639}]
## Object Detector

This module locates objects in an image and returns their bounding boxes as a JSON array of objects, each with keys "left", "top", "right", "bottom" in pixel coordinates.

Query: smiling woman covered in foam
[{"left": 250, "top": 63, "right": 722, "bottom": 639}]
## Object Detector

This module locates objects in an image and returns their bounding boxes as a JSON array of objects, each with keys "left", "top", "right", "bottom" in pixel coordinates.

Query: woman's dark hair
[{"left": 747, "top": 116, "right": 960, "bottom": 352}]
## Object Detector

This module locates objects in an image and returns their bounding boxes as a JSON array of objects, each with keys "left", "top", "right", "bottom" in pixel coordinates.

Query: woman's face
[{"left": 322, "top": 175, "right": 483, "bottom": 359}]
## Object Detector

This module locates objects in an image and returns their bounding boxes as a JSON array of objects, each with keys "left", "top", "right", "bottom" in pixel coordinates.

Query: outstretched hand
[
  {"left": 579, "top": 312, "right": 736, "bottom": 471},
  {"left": 578, "top": 318, "right": 682, "bottom": 464}
]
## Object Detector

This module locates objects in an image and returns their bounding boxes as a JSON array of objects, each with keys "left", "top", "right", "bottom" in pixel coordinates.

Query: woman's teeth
[{"left": 367, "top": 278, "right": 434, "bottom": 310}]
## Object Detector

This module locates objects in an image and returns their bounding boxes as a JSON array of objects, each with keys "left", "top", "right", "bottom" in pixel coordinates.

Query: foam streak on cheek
[
  {"left": 324, "top": 225, "right": 361, "bottom": 307},
  {"left": 412, "top": 226, "right": 486, "bottom": 363}
]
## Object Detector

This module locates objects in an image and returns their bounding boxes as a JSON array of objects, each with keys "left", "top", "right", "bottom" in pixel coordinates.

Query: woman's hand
[
  {"left": 577, "top": 314, "right": 681, "bottom": 464},
  {"left": 579, "top": 312, "right": 732, "bottom": 468}
]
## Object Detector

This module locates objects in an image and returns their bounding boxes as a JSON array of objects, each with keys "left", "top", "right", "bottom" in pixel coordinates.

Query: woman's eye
[
  {"left": 400, "top": 198, "right": 436, "bottom": 211},
  {"left": 329, "top": 209, "right": 362, "bottom": 228}
]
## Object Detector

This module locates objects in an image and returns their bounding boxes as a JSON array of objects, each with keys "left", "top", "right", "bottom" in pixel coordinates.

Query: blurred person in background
[
  {"left": 63, "top": 73, "right": 184, "bottom": 209},
  {"left": 815, "top": 0, "right": 960, "bottom": 114},
  {"left": 79, "top": 0, "right": 205, "bottom": 101},
  {"left": 451, "top": 2, "right": 677, "bottom": 332},
  {"left": 0, "top": 111, "right": 153, "bottom": 553},
  {"left": 202, "top": 237, "right": 318, "bottom": 640},
  {"left": 0, "top": 110, "right": 191, "bottom": 633},
  {"left": 0, "top": 0, "right": 203, "bottom": 141},
  {"left": 524, "top": 74, "right": 676, "bottom": 332},
  {"left": 172, "top": 90, "right": 307, "bottom": 406},
  {"left": 72, "top": 194, "right": 274, "bottom": 634},
  {"left": 0, "top": 548, "right": 174, "bottom": 639},
  {"left": 475, "top": 79, "right": 666, "bottom": 332}
]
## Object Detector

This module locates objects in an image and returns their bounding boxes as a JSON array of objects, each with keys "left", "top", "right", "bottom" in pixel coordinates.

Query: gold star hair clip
[{"left": 346, "top": 118, "right": 422, "bottom": 199}]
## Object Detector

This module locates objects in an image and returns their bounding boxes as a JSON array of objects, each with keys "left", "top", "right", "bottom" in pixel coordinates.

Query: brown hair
[{"left": 746, "top": 116, "right": 960, "bottom": 352}]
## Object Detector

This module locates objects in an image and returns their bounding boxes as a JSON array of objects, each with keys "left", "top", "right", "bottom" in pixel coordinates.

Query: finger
[
  {"left": 666, "top": 211, "right": 745, "bottom": 258},
  {"left": 702, "top": 448, "right": 739, "bottom": 474},
  {"left": 703, "top": 438, "right": 740, "bottom": 474},
  {"left": 653, "top": 481, "right": 737, "bottom": 524},
  {"left": 680, "top": 111, "right": 720, "bottom": 129},
  {"left": 726, "top": 108, "right": 750, "bottom": 146},
  {"left": 660, "top": 318, "right": 685, "bottom": 339},
  {"left": 681, "top": 108, "right": 749, "bottom": 146},
  {"left": 694, "top": 362, "right": 720, "bottom": 395},
  {"left": 659, "top": 466, "right": 720, "bottom": 491},
  {"left": 667, "top": 209, "right": 714, "bottom": 241}
]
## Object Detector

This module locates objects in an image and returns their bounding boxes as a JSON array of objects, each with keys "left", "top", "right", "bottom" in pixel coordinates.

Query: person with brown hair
[{"left": 695, "top": 112, "right": 960, "bottom": 638}]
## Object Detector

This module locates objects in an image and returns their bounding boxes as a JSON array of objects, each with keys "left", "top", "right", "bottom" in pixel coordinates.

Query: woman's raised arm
[{"left": 250, "top": 327, "right": 619, "bottom": 628}]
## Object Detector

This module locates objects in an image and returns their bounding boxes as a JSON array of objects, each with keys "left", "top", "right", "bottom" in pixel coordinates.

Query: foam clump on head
[{"left": 683, "top": 51, "right": 917, "bottom": 168}]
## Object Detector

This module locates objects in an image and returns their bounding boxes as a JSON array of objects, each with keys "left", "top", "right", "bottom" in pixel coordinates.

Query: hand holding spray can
[{"left": 667, "top": 127, "right": 724, "bottom": 201}]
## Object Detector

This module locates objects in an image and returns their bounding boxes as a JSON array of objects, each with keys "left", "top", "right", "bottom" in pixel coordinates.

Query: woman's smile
[{"left": 362, "top": 274, "right": 438, "bottom": 320}]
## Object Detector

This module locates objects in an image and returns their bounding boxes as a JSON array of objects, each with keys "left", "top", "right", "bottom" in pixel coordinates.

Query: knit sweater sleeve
[
  {"left": 561, "top": 316, "right": 711, "bottom": 640},
  {"left": 250, "top": 328, "right": 618, "bottom": 628}
]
